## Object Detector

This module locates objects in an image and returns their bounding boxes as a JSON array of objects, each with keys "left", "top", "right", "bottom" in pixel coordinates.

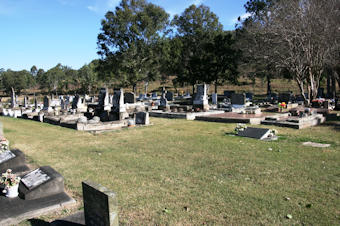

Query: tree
[
  {"left": 78, "top": 61, "right": 99, "bottom": 94},
  {"left": 172, "top": 4, "right": 238, "bottom": 92},
  {"left": 240, "top": 0, "right": 340, "bottom": 104},
  {"left": 39, "top": 64, "right": 66, "bottom": 94},
  {"left": 97, "top": 0, "right": 169, "bottom": 92},
  {"left": 0, "top": 69, "right": 34, "bottom": 95}
]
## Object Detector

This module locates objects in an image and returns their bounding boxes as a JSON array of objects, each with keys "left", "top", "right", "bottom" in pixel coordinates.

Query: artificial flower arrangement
[
  {"left": 0, "top": 136, "right": 10, "bottom": 153},
  {"left": 1, "top": 169, "right": 21, "bottom": 198},
  {"left": 234, "top": 123, "right": 247, "bottom": 134},
  {"left": 278, "top": 102, "right": 287, "bottom": 109}
]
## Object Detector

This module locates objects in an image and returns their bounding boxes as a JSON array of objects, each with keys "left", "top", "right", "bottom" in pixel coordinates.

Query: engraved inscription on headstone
[
  {"left": 0, "top": 151, "right": 16, "bottom": 164},
  {"left": 21, "top": 168, "right": 51, "bottom": 190},
  {"left": 237, "top": 127, "right": 271, "bottom": 140}
]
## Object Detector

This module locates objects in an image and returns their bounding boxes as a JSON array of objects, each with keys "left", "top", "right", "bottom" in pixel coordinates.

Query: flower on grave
[
  {"left": 0, "top": 136, "right": 9, "bottom": 153},
  {"left": 234, "top": 123, "right": 247, "bottom": 134},
  {"left": 1, "top": 169, "right": 21, "bottom": 190},
  {"left": 278, "top": 102, "right": 286, "bottom": 109}
]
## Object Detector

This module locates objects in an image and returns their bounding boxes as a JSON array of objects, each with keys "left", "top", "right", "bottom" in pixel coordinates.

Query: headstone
[
  {"left": 19, "top": 166, "right": 65, "bottom": 200},
  {"left": 98, "top": 88, "right": 109, "bottom": 107},
  {"left": 317, "top": 88, "right": 325, "bottom": 98},
  {"left": 237, "top": 127, "right": 276, "bottom": 140},
  {"left": 43, "top": 96, "right": 51, "bottom": 110},
  {"left": 10, "top": 89, "right": 16, "bottom": 108},
  {"left": 124, "top": 92, "right": 135, "bottom": 104},
  {"left": 212, "top": 93, "right": 218, "bottom": 105},
  {"left": 151, "top": 92, "right": 158, "bottom": 100},
  {"left": 82, "top": 180, "right": 118, "bottom": 226},
  {"left": 0, "top": 149, "right": 29, "bottom": 173},
  {"left": 165, "top": 92, "right": 174, "bottom": 101},
  {"left": 34, "top": 97, "right": 38, "bottom": 111},
  {"left": 245, "top": 92, "right": 253, "bottom": 101},
  {"left": 135, "top": 112, "right": 149, "bottom": 125},
  {"left": 23, "top": 96, "right": 29, "bottom": 108},
  {"left": 278, "top": 92, "right": 293, "bottom": 103},
  {"left": 60, "top": 99, "right": 65, "bottom": 110},
  {"left": 231, "top": 93, "right": 246, "bottom": 105},
  {"left": 193, "top": 84, "right": 209, "bottom": 111},
  {"left": 159, "top": 89, "right": 168, "bottom": 107},
  {"left": 72, "top": 95, "right": 80, "bottom": 109},
  {"left": 224, "top": 90, "right": 235, "bottom": 98}
]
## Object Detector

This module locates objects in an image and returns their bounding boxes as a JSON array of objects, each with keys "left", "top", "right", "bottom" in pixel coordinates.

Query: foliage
[
  {"left": 97, "top": 0, "right": 169, "bottom": 91},
  {"left": 240, "top": 0, "right": 340, "bottom": 103},
  {"left": 0, "top": 69, "right": 35, "bottom": 94}
]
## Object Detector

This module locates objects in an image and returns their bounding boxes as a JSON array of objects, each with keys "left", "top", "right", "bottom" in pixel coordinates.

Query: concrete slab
[
  {"left": 195, "top": 112, "right": 272, "bottom": 125},
  {"left": 0, "top": 192, "right": 75, "bottom": 225},
  {"left": 150, "top": 110, "right": 224, "bottom": 120}
]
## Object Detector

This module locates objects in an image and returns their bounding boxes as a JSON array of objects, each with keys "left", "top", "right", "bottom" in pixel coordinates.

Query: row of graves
[
  {"left": 0, "top": 88, "right": 150, "bottom": 133},
  {"left": 0, "top": 122, "right": 119, "bottom": 225}
]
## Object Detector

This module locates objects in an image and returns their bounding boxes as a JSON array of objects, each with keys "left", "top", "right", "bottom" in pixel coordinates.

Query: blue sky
[{"left": 0, "top": 0, "right": 248, "bottom": 71}]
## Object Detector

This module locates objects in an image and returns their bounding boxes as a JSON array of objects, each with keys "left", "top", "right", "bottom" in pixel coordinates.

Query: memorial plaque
[
  {"left": 231, "top": 93, "right": 246, "bottom": 105},
  {"left": 237, "top": 127, "right": 271, "bottom": 140},
  {"left": 0, "top": 151, "right": 16, "bottom": 164},
  {"left": 21, "top": 168, "right": 51, "bottom": 190}
]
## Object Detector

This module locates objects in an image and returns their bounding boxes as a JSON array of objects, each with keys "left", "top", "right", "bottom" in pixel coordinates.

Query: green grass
[{"left": 1, "top": 116, "right": 339, "bottom": 225}]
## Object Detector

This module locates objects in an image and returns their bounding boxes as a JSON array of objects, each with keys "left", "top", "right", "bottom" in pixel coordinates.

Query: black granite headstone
[
  {"left": 231, "top": 93, "right": 246, "bottom": 105},
  {"left": 82, "top": 180, "right": 118, "bottom": 226},
  {"left": 0, "top": 149, "right": 29, "bottom": 173},
  {"left": 124, "top": 92, "right": 135, "bottom": 104},
  {"left": 135, "top": 112, "right": 149, "bottom": 125},
  {"left": 237, "top": 127, "right": 271, "bottom": 140}
]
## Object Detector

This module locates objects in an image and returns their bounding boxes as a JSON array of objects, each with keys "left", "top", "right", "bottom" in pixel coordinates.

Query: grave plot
[
  {"left": 0, "top": 166, "right": 75, "bottom": 225},
  {"left": 150, "top": 84, "right": 224, "bottom": 120},
  {"left": 195, "top": 112, "right": 276, "bottom": 125},
  {"left": 261, "top": 113, "right": 325, "bottom": 129},
  {"left": 0, "top": 149, "right": 30, "bottom": 174},
  {"left": 236, "top": 127, "right": 278, "bottom": 141},
  {"left": 52, "top": 180, "right": 118, "bottom": 226}
]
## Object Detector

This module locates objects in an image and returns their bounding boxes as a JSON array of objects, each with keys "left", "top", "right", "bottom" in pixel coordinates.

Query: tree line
[{"left": 1, "top": 0, "right": 339, "bottom": 104}]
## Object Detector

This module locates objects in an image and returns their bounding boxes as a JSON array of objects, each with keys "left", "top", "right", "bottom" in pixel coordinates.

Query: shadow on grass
[
  {"left": 28, "top": 218, "right": 84, "bottom": 226},
  {"left": 27, "top": 219, "right": 50, "bottom": 226},
  {"left": 321, "top": 121, "right": 340, "bottom": 131}
]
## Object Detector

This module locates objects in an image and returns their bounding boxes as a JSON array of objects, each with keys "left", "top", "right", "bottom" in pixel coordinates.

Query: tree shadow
[{"left": 27, "top": 219, "right": 50, "bottom": 226}]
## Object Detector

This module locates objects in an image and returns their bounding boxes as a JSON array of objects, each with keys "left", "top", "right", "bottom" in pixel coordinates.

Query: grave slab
[
  {"left": 237, "top": 127, "right": 272, "bottom": 140},
  {"left": 0, "top": 149, "right": 30, "bottom": 174}
]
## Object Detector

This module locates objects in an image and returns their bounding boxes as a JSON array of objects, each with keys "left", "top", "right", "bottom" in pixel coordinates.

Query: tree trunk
[
  {"left": 214, "top": 79, "right": 218, "bottom": 93},
  {"left": 267, "top": 75, "right": 272, "bottom": 95}
]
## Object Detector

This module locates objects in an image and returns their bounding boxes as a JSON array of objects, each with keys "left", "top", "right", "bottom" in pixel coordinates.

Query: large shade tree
[{"left": 97, "top": 0, "right": 169, "bottom": 92}]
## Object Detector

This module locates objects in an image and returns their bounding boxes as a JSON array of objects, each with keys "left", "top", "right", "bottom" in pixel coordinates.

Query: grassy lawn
[{"left": 1, "top": 116, "right": 339, "bottom": 225}]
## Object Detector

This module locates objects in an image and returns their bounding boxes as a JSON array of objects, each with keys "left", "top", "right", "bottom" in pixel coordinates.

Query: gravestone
[
  {"left": 237, "top": 127, "right": 276, "bottom": 140},
  {"left": 60, "top": 99, "right": 65, "bottom": 110},
  {"left": 212, "top": 93, "right": 218, "bottom": 105},
  {"left": 193, "top": 84, "right": 209, "bottom": 111},
  {"left": 224, "top": 90, "right": 235, "bottom": 98},
  {"left": 159, "top": 88, "right": 168, "bottom": 108},
  {"left": 165, "top": 92, "right": 174, "bottom": 101},
  {"left": 152, "top": 92, "right": 158, "bottom": 100},
  {"left": 245, "top": 92, "right": 253, "bottom": 101},
  {"left": 34, "top": 97, "right": 38, "bottom": 111},
  {"left": 317, "top": 88, "right": 325, "bottom": 98},
  {"left": 231, "top": 93, "right": 246, "bottom": 105},
  {"left": 135, "top": 112, "right": 150, "bottom": 125},
  {"left": 72, "top": 95, "right": 80, "bottom": 109},
  {"left": 11, "top": 89, "right": 17, "bottom": 108},
  {"left": 23, "top": 96, "right": 29, "bottom": 108},
  {"left": 19, "top": 166, "right": 65, "bottom": 200},
  {"left": 112, "top": 88, "right": 127, "bottom": 120},
  {"left": 0, "top": 149, "right": 29, "bottom": 173},
  {"left": 82, "top": 180, "right": 118, "bottom": 226},
  {"left": 124, "top": 92, "right": 135, "bottom": 104},
  {"left": 98, "top": 88, "right": 109, "bottom": 107},
  {"left": 278, "top": 92, "right": 293, "bottom": 103},
  {"left": 43, "top": 96, "right": 51, "bottom": 111}
]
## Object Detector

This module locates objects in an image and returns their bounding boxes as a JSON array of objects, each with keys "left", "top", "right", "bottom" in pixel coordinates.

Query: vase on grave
[{"left": 4, "top": 184, "right": 19, "bottom": 198}]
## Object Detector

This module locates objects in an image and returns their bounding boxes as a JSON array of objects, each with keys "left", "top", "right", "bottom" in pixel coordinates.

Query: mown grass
[{"left": 1, "top": 116, "right": 339, "bottom": 225}]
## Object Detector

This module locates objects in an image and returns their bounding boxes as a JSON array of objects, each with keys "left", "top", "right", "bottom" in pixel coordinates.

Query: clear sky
[{"left": 0, "top": 0, "right": 248, "bottom": 71}]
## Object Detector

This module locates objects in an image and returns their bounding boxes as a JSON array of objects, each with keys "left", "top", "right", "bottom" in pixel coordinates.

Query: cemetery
[{"left": 0, "top": 0, "right": 339, "bottom": 224}]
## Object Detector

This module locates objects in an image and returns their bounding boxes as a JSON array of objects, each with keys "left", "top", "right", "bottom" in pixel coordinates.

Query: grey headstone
[
  {"left": 23, "top": 96, "right": 29, "bottom": 108},
  {"left": 193, "top": 84, "right": 209, "bottom": 106},
  {"left": 237, "top": 127, "right": 271, "bottom": 140},
  {"left": 212, "top": 93, "right": 218, "bottom": 105},
  {"left": 124, "top": 92, "right": 135, "bottom": 104},
  {"left": 231, "top": 93, "right": 246, "bottom": 105},
  {"left": 82, "top": 180, "right": 118, "bottom": 226},
  {"left": 11, "top": 89, "right": 16, "bottom": 108},
  {"left": 245, "top": 92, "right": 253, "bottom": 101}
]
